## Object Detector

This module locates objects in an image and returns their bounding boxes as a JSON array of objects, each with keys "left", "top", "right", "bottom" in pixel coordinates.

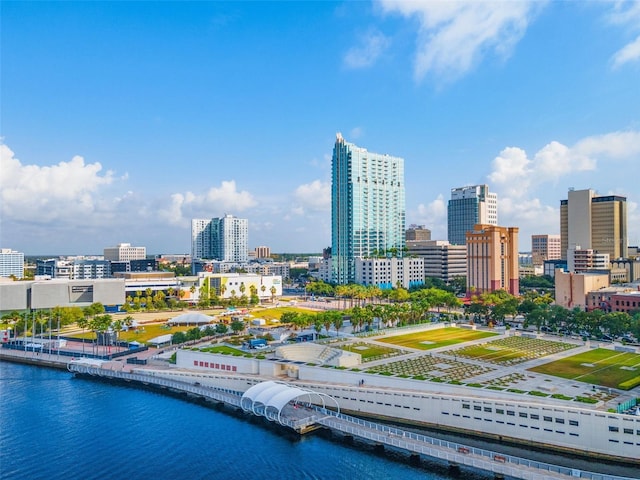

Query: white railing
[
  {"left": 311, "top": 408, "right": 636, "bottom": 480},
  {"left": 67, "top": 364, "right": 636, "bottom": 480}
]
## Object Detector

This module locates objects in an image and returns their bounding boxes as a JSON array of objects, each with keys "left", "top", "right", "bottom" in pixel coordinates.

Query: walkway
[{"left": 64, "top": 364, "right": 637, "bottom": 480}]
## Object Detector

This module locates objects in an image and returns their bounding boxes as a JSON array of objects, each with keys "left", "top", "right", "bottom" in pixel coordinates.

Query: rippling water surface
[{"left": 2, "top": 362, "right": 489, "bottom": 480}]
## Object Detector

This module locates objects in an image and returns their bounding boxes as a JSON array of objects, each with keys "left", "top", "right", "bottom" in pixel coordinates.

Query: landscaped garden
[
  {"left": 529, "top": 348, "right": 640, "bottom": 390},
  {"left": 337, "top": 342, "right": 406, "bottom": 362},
  {"left": 366, "top": 353, "right": 495, "bottom": 382},
  {"left": 443, "top": 336, "right": 577, "bottom": 366},
  {"left": 378, "top": 327, "right": 497, "bottom": 350}
]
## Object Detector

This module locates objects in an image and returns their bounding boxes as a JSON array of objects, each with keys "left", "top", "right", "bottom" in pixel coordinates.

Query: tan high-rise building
[
  {"left": 466, "top": 224, "right": 519, "bottom": 295},
  {"left": 254, "top": 246, "right": 271, "bottom": 259},
  {"left": 531, "top": 234, "right": 561, "bottom": 266},
  {"left": 560, "top": 189, "right": 627, "bottom": 263},
  {"left": 406, "top": 225, "right": 431, "bottom": 242}
]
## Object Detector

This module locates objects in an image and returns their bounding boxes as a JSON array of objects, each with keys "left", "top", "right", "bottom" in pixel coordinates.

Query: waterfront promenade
[{"left": 62, "top": 359, "right": 635, "bottom": 480}]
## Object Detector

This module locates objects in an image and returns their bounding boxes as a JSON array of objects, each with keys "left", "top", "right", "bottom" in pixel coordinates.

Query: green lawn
[
  {"left": 529, "top": 348, "right": 640, "bottom": 389},
  {"left": 379, "top": 327, "right": 497, "bottom": 350},
  {"left": 71, "top": 324, "right": 190, "bottom": 344},
  {"left": 197, "top": 345, "right": 246, "bottom": 355},
  {"left": 338, "top": 342, "right": 403, "bottom": 361},
  {"left": 449, "top": 337, "right": 577, "bottom": 365},
  {"left": 452, "top": 345, "right": 526, "bottom": 363}
]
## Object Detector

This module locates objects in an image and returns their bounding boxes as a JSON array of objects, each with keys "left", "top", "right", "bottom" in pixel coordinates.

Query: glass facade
[
  {"left": 447, "top": 184, "right": 497, "bottom": 245},
  {"left": 331, "top": 134, "right": 405, "bottom": 284}
]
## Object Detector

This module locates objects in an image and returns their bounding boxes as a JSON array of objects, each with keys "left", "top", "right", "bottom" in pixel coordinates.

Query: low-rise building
[
  {"left": 555, "top": 270, "right": 610, "bottom": 310},
  {"left": 201, "top": 273, "right": 282, "bottom": 301},
  {"left": 0, "top": 278, "right": 125, "bottom": 313},
  {"left": 355, "top": 257, "right": 424, "bottom": 289}
]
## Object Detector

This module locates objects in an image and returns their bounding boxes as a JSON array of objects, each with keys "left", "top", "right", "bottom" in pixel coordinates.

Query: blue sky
[{"left": 1, "top": 1, "right": 639, "bottom": 255}]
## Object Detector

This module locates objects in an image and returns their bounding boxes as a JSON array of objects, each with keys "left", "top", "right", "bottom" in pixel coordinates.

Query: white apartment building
[
  {"left": 104, "top": 243, "right": 146, "bottom": 262},
  {"left": 191, "top": 215, "right": 248, "bottom": 263},
  {"left": 0, "top": 248, "right": 24, "bottom": 278},
  {"left": 355, "top": 257, "right": 424, "bottom": 290}
]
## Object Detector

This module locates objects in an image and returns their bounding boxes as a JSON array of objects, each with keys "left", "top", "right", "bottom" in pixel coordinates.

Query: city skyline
[{"left": 2, "top": 1, "right": 639, "bottom": 255}]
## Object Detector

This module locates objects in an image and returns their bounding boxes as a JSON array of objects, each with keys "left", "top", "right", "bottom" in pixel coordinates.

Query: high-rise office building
[
  {"left": 531, "top": 234, "right": 561, "bottom": 266},
  {"left": 331, "top": 133, "right": 405, "bottom": 285},
  {"left": 0, "top": 248, "right": 24, "bottom": 278},
  {"left": 466, "top": 224, "right": 519, "bottom": 295},
  {"left": 448, "top": 185, "right": 498, "bottom": 245},
  {"left": 560, "top": 189, "right": 627, "bottom": 262},
  {"left": 191, "top": 215, "right": 248, "bottom": 263}
]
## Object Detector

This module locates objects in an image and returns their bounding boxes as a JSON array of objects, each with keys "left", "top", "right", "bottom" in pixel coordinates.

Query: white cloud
[
  {"left": 608, "top": 1, "right": 640, "bottom": 68},
  {"left": 489, "top": 130, "right": 640, "bottom": 194},
  {"left": 379, "top": 0, "right": 541, "bottom": 82},
  {"left": 0, "top": 143, "right": 115, "bottom": 224},
  {"left": 293, "top": 180, "right": 331, "bottom": 213},
  {"left": 487, "top": 129, "right": 640, "bottom": 247},
  {"left": 488, "top": 146, "right": 532, "bottom": 197},
  {"left": 612, "top": 34, "right": 640, "bottom": 68},
  {"left": 159, "top": 180, "right": 257, "bottom": 226},
  {"left": 344, "top": 29, "right": 390, "bottom": 69},
  {"left": 412, "top": 194, "right": 447, "bottom": 238}
]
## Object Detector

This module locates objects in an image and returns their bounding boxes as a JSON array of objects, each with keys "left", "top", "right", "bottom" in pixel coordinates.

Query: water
[{"left": 1, "top": 362, "right": 485, "bottom": 480}]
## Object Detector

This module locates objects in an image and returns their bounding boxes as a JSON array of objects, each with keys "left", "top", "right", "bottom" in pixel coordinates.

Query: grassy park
[
  {"left": 529, "top": 348, "right": 640, "bottom": 390},
  {"left": 379, "top": 327, "right": 497, "bottom": 350},
  {"left": 338, "top": 342, "right": 404, "bottom": 361},
  {"left": 447, "top": 336, "right": 577, "bottom": 365}
]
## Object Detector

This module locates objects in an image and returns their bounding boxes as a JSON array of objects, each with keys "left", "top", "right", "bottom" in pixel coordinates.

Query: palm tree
[{"left": 270, "top": 285, "right": 277, "bottom": 303}]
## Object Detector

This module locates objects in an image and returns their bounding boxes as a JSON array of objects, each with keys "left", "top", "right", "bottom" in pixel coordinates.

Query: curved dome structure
[
  {"left": 166, "top": 312, "right": 214, "bottom": 325},
  {"left": 241, "top": 381, "right": 339, "bottom": 425}
]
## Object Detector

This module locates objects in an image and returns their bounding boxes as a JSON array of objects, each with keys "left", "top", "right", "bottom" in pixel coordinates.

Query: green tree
[
  {"left": 230, "top": 319, "right": 245, "bottom": 334},
  {"left": 215, "top": 323, "right": 228, "bottom": 335}
]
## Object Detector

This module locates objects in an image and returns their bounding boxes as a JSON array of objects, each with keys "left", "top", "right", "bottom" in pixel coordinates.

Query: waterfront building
[
  {"left": 448, "top": 185, "right": 497, "bottom": 246},
  {"left": 466, "top": 224, "right": 519, "bottom": 295},
  {"left": 331, "top": 133, "right": 405, "bottom": 284},
  {"left": 0, "top": 248, "right": 24, "bottom": 278},
  {"left": 103, "top": 243, "right": 146, "bottom": 262},
  {"left": 406, "top": 240, "right": 466, "bottom": 283},
  {"left": 355, "top": 257, "right": 424, "bottom": 289},
  {"left": 0, "top": 278, "right": 125, "bottom": 313},
  {"left": 191, "top": 215, "right": 248, "bottom": 265},
  {"left": 170, "top": 347, "right": 639, "bottom": 465},
  {"left": 531, "top": 234, "right": 561, "bottom": 266},
  {"left": 560, "top": 188, "right": 627, "bottom": 262}
]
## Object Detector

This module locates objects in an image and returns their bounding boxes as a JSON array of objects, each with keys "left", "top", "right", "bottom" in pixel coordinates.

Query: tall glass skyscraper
[
  {"left": 447, "top": 184, "right": 498, "bottom": 246},
  {"left": 331, "top": 133, "right": 405, "bottom": 285}
]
